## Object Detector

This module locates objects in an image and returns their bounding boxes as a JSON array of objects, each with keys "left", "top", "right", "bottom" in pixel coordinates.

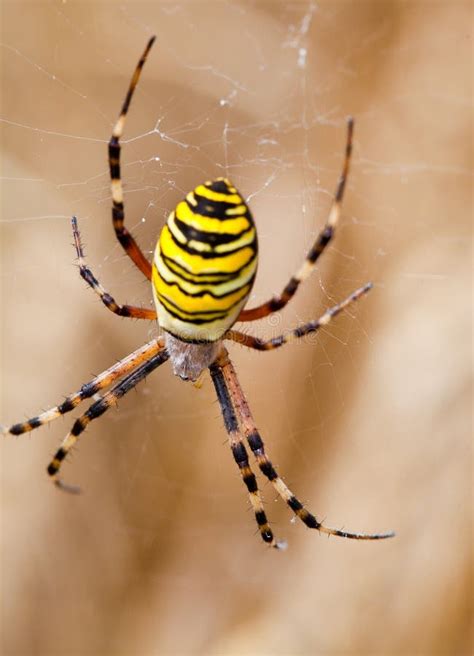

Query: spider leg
[
  {"left": 47, "top": 347, "right": 169, "bottom": 492},
  {"left": 238, "top": 117, "right": 354, "bottom": 322},
  {"left": 109, "top": 36, "right": 156, "bottom": 280},
  {"left": 2, "top": 338, "right": 164, "bottom": 437},
  {"left": 72, "top": 217, "right": 157, "bottom": 320},
  {"left": 209, "top": 360, "right": 286, "bottom": 550},
  {"left": 226, "top": 282, "right": 372, "bottom": 351},
  {"left": 218, "top": 348, "right": 394, "bottom": 541}
]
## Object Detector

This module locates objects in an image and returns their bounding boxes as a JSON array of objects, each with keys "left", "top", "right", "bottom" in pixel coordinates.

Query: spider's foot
[
  {"left": 52, "top": 477, "right": 82, "bottom": 495},
  {"left": 318, "top": 523, "right": 395, "bottom": 540},
  {"left": 273, "top": 538, "right": 288, "bottom": 551}
]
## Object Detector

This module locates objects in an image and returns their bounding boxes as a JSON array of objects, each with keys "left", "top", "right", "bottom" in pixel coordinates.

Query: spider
[{"left": 3, "top": 37, "right": 394, "bottom": 549}]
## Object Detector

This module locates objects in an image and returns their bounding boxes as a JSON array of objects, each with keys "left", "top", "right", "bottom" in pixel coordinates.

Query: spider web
[{"left": 1, "top": 3, "right": 471, "bottom": 656}]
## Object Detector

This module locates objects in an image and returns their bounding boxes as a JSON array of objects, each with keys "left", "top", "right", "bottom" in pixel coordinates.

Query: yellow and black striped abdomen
[{"left": 152, "top": 178, "right": 258, "bottom": 341}]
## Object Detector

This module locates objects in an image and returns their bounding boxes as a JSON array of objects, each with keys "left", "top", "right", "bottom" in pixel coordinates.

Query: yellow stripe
[
  {"left": 205, "top": 177, "right": 236, "bottom": 193},
  {"left": 160, "top": 255, "right": 233, "bottom": 284},
  {"left": 175, "top": 202, "right": 250, "bottom": 234},
  {"left": 186, "top": 191, "right": 198, "bottom": 206},
  {"left": 194, "top": 185, "right": 242, "bottom": 204},
  {"left": 159, "top": 225, "right": 255, "bottom": 275},
  {"left": 213, "top": 229, "right": 256, "bottom": 253},
  {"left": 167, "top": 212, "right": 198, "bottom": 247},
  {"left": 160, "top": 252, "right": 257, "bottom": 286},
  {"left": 156, "top": 293, "right": 226, "bottom": 322},
  {"left": 154, "top": 254, "right": 256, "bottom": 296},
  {"left": 225, "top": 205, "right": 247, "bottom": 216},
  {"left": 168, "top": 213, "right": 256, "bottom": 255},
  {"left": 153, "top": 266, "right": 251, "bottom": 314}
]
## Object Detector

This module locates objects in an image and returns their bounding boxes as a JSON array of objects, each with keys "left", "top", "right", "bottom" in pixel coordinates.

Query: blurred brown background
[{"left": 1, "top": 2, "right": 472, "bottom": 655}]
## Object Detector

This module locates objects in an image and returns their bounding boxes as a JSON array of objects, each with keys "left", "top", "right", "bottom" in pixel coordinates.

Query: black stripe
[
  {"left": 157, "top": 269, "right": 254, "bottom": 300},
  {"left": 157, "top": 293, "right": 229, "bottom": 324},
  {"left": 164, "top": 328, "right": 216, "bottom": 345},
  {"left": 206, "top": 179, "right": 232, "bottom": 193},
  {"left": 259, "top": 461, "right": 278, "bottom": 481},
  {"left": 167, "top": 224, "right": 257, "bottom": 260},
  {"left": 161, "top": 252, "right": 251, "bottom": 282},
  {"left": 174, "top": 215, "right": 253, "bottom": 247},
  {"left": 71, "top": 417, "right": 87, "bottom": 437},
  {"left": 58, "top": 399, "right": 77, "bottom": 414},
  {"left": 308, "top": 227, "right": 333, "bottom": 262},
  {"left": 288, "top": 496, "right": 303, "bottom": 512},
  {"left": 261, "top": 529, "right": 274, "bottom": 543},
  {"left": 108, "top": 142, "right": 121, "bottom": 178},
  {"left": 243, "top": 472, "right": 258, "bottom": 494},
  {"left": 79, "top": 381, "right": 100, "bottom": 398},
  {"left": 161, "top": 257, "right": 239, "bottom": 286},
  {"left": 55, "top": 447, "right": 67, "bottom": 462},
  {"left": 112, "top": 206, "right": 125, "bottom": 224},
  {"left": 187, "top": 194, "right": 252, "bottom": 221},
  {"left": 156, "top": 291, "right": 230, "bottom": 319},
  {"left": 302, "top": 513, "right": 319, "bottom": 529},
  {"left": 247, "top": 431, "right": 264, "bottom": 452},
  {"left": 255, "top": 510, "right": 268, "bottom": 526},
  {"left": 109, "top": 163, "right": 120, "bottom": 179},
  {"left": 293, "top": 324, "right": 313, "bottom": 338},
  {"left": 9, "top": 423, "right": 26, "bottom": 435},
  {"left": 156, "top": 283, "right": 250, "bottom": 318},
  {"left": 231, "top": 442, "right": 248, "bottom": 466},
  {"left": 209, "top": 363, "right": 239, "bottom": 433}
]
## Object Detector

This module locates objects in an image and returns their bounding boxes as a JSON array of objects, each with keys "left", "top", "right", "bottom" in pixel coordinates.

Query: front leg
[{"left": 238, "top": 118, "right": 354, "bottom": 322}]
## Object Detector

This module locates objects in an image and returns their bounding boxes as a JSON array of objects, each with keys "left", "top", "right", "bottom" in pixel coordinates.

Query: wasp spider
[{"left": 3, "top": 37, "right": 394, "bottom": 549}]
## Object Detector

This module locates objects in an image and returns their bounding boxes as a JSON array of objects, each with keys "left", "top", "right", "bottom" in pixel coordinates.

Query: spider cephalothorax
[
  {"left": 164, "top": 333, "right": 222, "bottom": 382},
  {"left": 3, "top": 37, "right": 394, "bottom": 549}
]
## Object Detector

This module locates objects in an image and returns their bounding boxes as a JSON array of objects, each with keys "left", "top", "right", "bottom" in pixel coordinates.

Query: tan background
[{"left": 1, "top": 2, "right": 472, "bottom": 655}]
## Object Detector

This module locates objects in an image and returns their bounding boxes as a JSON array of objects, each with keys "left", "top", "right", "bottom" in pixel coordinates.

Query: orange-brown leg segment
[
  {"left": 72, "top": 217, "right": 156, "bottom": 320},
  {"left": 209, "top": 360, "right": 286, "bottom": 549},
  {"left": 238, "top": 117, "right": 354, "bottom": 322},
  {"left": 108, "top": 36, "right": 156, "bottom": 280},
  {"left": 47, "top": 346, "right": 169, "bottom": 493},
  {"left": 227, "top": 282, "right": 372, "bottom": 351},
  {"left": 218, "top": 348, "right": 394, "bottom": 541},
  {"left": 2, "top": 338, "right": 164, "bottom": 437}
]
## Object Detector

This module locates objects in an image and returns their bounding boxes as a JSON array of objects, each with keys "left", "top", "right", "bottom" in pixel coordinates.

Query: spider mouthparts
[{"left": 54, "top": 478, "right": 82, "bottom": 495}]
